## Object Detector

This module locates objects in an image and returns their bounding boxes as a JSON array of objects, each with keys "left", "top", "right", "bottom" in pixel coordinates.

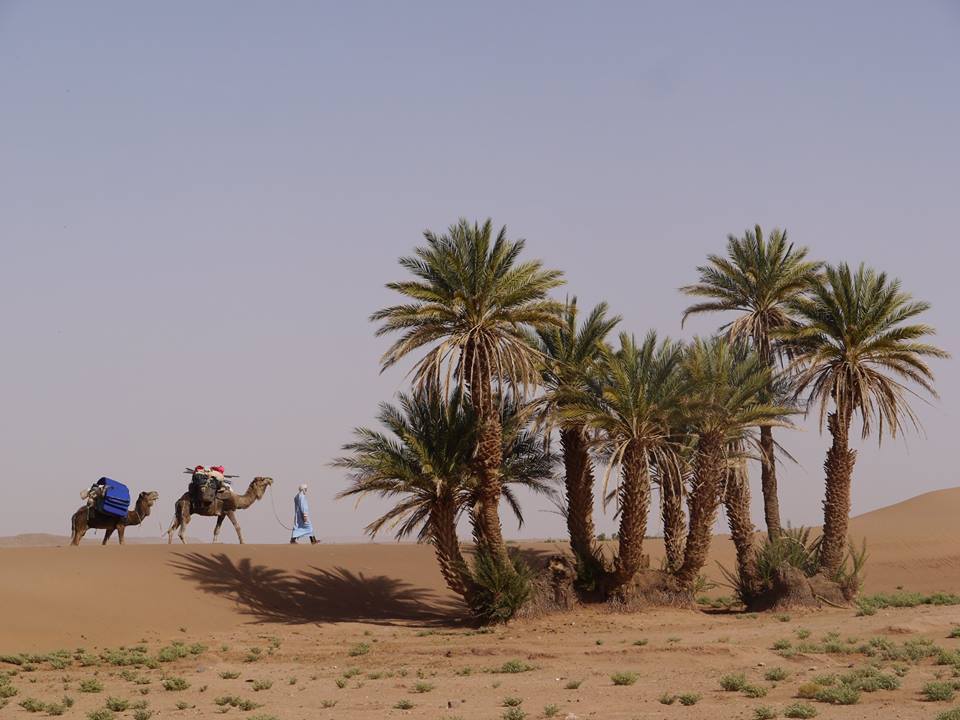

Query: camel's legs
[
  {"left": 178, "top": 507, "right": 189, "bottom": 544},
  {"left": 102, "top": 527, "right": 114, "bottom": 545},
  {"left": 70, "top": 511, "right": 85, "bottom": 546},
  {"left": 117, "top": 525, "right": 125, "bottom": 545},
  {"left": 213, "top": 514, "right": 226, "bottom": 543},
  {"left": 227, "top": 510, "right": 243, "bottom": 544}
]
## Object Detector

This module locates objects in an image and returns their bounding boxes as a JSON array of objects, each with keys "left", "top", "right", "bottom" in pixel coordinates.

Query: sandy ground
[{"left": 1, "top": 489, "right": 959, "bottom": 719}]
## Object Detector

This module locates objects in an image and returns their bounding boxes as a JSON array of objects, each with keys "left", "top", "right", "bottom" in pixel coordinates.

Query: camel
[
  {"left": 70, "top": 491, "right": 161, "bottom": 546},
  {"left": 166, "top": 476, "right": 273, "bottom": 544}
]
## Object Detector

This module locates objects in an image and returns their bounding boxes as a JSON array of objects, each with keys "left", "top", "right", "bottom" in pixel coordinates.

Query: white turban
[{"left": 298, "top": 484, "right": 308, "bottom": 493}]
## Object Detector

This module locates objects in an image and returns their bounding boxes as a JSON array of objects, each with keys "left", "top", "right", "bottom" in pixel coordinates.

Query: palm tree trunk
[
  {"left": 430, "top": 496, "right": 473, "bottom": 600},
  {"left": 723, "top": 463, "right": 761, "bottom": 601},
  {"left": 660, "top": 476, "right": 686, "bottom": 573},
  {"left": 759, "top": 425, "right": 782, "bottom": 540},
  {"left": 560, "top": 426, "right": 596, "bottom": 566},
  {"left": 464, "top": 341, "right": 509, "bottom": 565},
  {"left": 819, "top": 409, "right": 857, "bottom": 574},
  {"left": 611, "top": 441, "right": 650, "bottom": 593},
  {"left": 675, "top": 431, "right": 725, "bottom": 591}
]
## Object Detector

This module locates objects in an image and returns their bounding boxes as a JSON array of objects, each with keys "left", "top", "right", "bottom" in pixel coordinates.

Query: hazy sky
[{"left": 2, "top": 1, "right": 958, "bottom": 543}]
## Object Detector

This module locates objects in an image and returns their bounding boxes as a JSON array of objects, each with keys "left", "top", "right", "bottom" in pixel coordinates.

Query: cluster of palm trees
[{"left": 336, "top": 219, "right": 945, "bottom": 619}]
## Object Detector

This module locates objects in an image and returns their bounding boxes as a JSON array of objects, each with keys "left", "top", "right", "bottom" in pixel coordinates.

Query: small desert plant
[
  {"left": 502, "top": 696, "right": 522, "bottom": 706},
  {"left": 720, "top": 673, "right": 747, "bottom": 691},
  {"left": 105, "top": 697, "right": 130, "bottom": 711},
  {"left": 564, "top": 679, "right": 582, "bottom": 690},
  {"left": 543, "top": 704, "right": 560, "bottom": 717},
  {"left": 133, "top": 711, "right": 153, "bottom": 720},
  {"left": 610, "top": 672, "right": 638, "bottom": 686},
  {"left": 923, "top": 682, "right": 956, "bottom": 702},
  {"left": 502, "top": 709, "right": 526, "bottom": 720},
  {"left": 219, "top": 671, "right": 240, "bottom": 680},
  {"left": 412, "top": 681, "right": 434, "bottom": 693},
  {"left": 934, "top": 709, "right": 960, "bottom": 720},
  {"left": 754, "top": 707, "right": 777, "bottom": 720},
  {"left": 162, "top": 677, "right": 189, "bottom": 691},
  {"left": 394, "top": 698, "right": 414, "bottom": 709},
  {"left": 320, "top": 699, "right": 337, "bottom": 708},
  {"left": 348, "top": 643, "right": 371, "bottom": 657},
  {"left": 814, "top": 685, "right": 860, "bottom": 705},
  {"left": 744, "top": 684, "right": 768, "bottom": 698},
  {"left": 765, "top": 667, "right": 788, "bottom": 681},
  {"left": 678, "top": 692, "right": 701, "bottom": 706},
  {"left": 19, "top": 697, "right": 46, "bottom": 712},
  {"left": 658, "top": 693, "right": 676, "bottom": 705},
  {"left": 496, "top": 660, "right": 535, "bottom": 674},
  {"left": 795, "top": 628, "right": 811, "bottom": 639},
  {"left": 783, "top": 702, "right": 817, "bottom": 718},
  {"left": 86, "top": 710, "right": 116, "bottom": 720},
  {"left": 79, "top": 679, "right": 104, "bottom": 694},
  {"left": 251, "top": 680, "right": 272, "bottom": 692}
]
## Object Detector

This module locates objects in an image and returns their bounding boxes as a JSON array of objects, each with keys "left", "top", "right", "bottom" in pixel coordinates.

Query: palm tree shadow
[{"left": 170, "top": 553, "right": 466, "bottom": 627}]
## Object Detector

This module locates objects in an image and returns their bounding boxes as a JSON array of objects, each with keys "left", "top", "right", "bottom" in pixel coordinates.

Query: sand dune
[{"left": 1, "top": 489, "right": 958, "bottom": 652}]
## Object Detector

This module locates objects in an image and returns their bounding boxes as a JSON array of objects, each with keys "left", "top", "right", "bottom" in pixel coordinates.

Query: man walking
[{"left": 290, "top": 484, "right": 318, "bottom": 544}]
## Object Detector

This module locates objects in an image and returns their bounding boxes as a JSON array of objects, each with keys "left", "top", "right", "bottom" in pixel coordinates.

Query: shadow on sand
[{"left": 169, "top": 552, "right": 467, "bottom": 627}]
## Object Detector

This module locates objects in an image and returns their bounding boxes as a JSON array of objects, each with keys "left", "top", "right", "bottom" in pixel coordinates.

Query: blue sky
[{"left": 1, "top": 1, "right": 958, "bottom": 542}]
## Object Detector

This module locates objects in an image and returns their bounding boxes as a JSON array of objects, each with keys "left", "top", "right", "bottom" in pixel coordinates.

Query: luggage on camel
[
  {"left": 186, "top": 465, "right": 236, "bottom": 506},
  {"left": 93, "top": 477, "right": 131, "bottom": 518}
]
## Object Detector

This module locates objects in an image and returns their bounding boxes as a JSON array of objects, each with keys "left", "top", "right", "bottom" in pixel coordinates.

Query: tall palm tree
[
  {"left": 681, "top": 225, "right": 821, "bottom": 539},
  {"left": 783, "top": 263, "right": 947, "bottom": 574},
  {"left": 536, "top": 298, "right": 620, "bottom": 573},
  {"left": 674, "top": 338, "right": 792, "bottom": 591},
  {"left": 334, "top": 389, "right": 556, "bottom": 603},
  {"left": 563, "top": 332, "right": 686, "bottom": 596},
  {"left": 371, "top": 219, "right": 564, "bottom": 565}
]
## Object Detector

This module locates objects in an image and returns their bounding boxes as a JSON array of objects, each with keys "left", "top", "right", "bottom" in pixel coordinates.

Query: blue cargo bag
[{"left": 97, "top": 477, "right": 131, "bottom": 518}]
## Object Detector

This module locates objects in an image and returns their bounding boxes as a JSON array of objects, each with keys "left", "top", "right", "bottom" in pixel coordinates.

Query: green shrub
[
  {"left": 658, "top": 693, "right": 676, "bottom": 705},
  {"left": 754, "top": 707, "right": 777, "bottom": 720},
  {"left": 678, "top": 693, "right": 701, "bottom": 706},
  {"left": 219, "top": 671, "right": 240, "bottom": 680},
  {"left": 502, "top": 708, "right": 526, "bottom": 720},
  {"left": 19, "top": 697, "right": 46, "bottom": 712},
  {"left": 783, "top": 702, "right": 817, "bottom": 718},
  {"left": 105, "top": 697, "right": 129, "bottom": 711},
  {"left": 543, "top": 704, "right": 559, "bottom": 717},
  {"left": 720, "top": 673, "right": 747, "bottom": 691},
  {"left": 394, "top": 699, "right": 414, "bottom": 709},
  {"left": 564, "top": 679, "right": 582, "bottom": 690},
  {"left": 924, "top": 682, "right": 957, "bottom": 702},
  {"left": 934, "top": 708, "right": 960, "bottom": 720},
  {"left": 86, "top": 711, "right": 116, "bottom": 720},
  {"left": 765, "top": 667, "right": 788, "bottom": 682},
  {"left": 348, "top": 643, "right": 370, "bottom": 657},
  {"left": 412, "top": 681, "right": 434, "bottom": 693},
  {"left": 162, "top": 677, "right": 189, "bottom": 691},
  {"left": 610, "top": 672, "right": 638, "bottom": 686},
  {"left": 814, "top": 685, "right": 860, "bottom": 705},
  {"left": 496, "top": 660, "right": 535, "bottom": 674},
  {"left": 502, "top": 696, "right": 522, "bottom": 706},
  {"left": 468, "top": 550, "right": 533, "bottom": 624},
  {"left": 79, "top": 679, "right": 103, "bottom": 694},
  {"left": 251, "top": 680, "right": 272, "bottom": 691},
  {"left": 133, "top": 711, "right": 152, "bottom": 720},
  {"left": 744, "top": 684, "right": 768, "bottom": 698}
]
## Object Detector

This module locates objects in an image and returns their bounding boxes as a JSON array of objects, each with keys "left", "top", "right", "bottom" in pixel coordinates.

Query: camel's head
[
  {"left": 139, "top": 491, "right": 160, "bottom": 506},
  {"left": 251, "top": 476, "right": 273, "bottom": 499}
]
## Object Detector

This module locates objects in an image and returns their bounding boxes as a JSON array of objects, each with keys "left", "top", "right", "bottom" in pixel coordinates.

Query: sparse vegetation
[
  {"left": 610, "top": 671, "right": 638, "bottom": 686},
  {"left": 412, "top": 681, "right": 434, "bottom": 693},
  {"left": 720, "top": 673, "right": 747, "bottom": 691},
  {"left": 162, "top": 677, "right": 189, "bottom": 691},
  {"left": 678, "top": 692, "right": 701, "bottom": 706},
  {"left": 394, "top": 699, "right": 414, "bottom": 709},
  {"left": 348, "top": 642, "right": 371, "bottom": 657},
  {"left": 765, "top": 667, "right": 788, "bottom": 681},
  {"left": 924, "top": 682, "right": 957, "bottom": 702},
  {"left": 79, "top": 679, "right": 103, "bottom": 694},
  {"left": 219, "top": 671, "right": 240, "bottom": 679},
  {"left": 754, "top": 707, "right": 778, "bottom": 720},
  {"left": 251, "top": 679, "right": 272, "bottom": 692},
  {"left": 783, "top": 702, "right": 817, "bottom": 718},
  {"left": 564, "top": 679, "right": 582, "bottom": 690}
]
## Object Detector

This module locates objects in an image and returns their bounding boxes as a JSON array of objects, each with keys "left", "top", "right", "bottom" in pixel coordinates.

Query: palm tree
[
  {"left": 563, "top": 332, "right": 686, "bottom": 596},
  {"left": 536, "top": 298, "right": 620, "bottom": 573},
  {"left": 371, "top": 219, "right": 564, "bottom": 565},
  {"left": 673, "top": 338, "right": 792, "bottom": 592},
  {"left": 334, "top": 389, "right": 556, "bottom": 603},
  {"left": 333, "top": 389, "right": 477, "bottom": 599},
  {"left": 783, "top": 263, "right": 947, "bottom": 574},
  {"left": 681, "top": 225, "right": 821, "bottom": 539}
]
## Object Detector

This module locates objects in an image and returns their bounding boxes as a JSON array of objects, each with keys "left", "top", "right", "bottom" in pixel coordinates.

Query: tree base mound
[
  {"left": 745, "top": 565, "right": 852, "bottom": 612},
  {"left": 605, "top": 569, "right": 694, "bottom": 610}
]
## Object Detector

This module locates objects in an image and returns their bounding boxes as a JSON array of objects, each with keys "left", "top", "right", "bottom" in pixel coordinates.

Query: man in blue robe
[{"left": 290, "top": 484, "right": 318, "bottom": 544}]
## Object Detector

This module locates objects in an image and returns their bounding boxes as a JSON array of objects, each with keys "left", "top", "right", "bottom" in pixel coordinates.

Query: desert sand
[{"left": 1, "top": 489, "right": 959, "bottom": 719}]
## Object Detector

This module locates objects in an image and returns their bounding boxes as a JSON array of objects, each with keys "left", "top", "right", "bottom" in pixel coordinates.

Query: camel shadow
[{"left": 170, "top": 552, "right": 466, "bottom": 628}]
